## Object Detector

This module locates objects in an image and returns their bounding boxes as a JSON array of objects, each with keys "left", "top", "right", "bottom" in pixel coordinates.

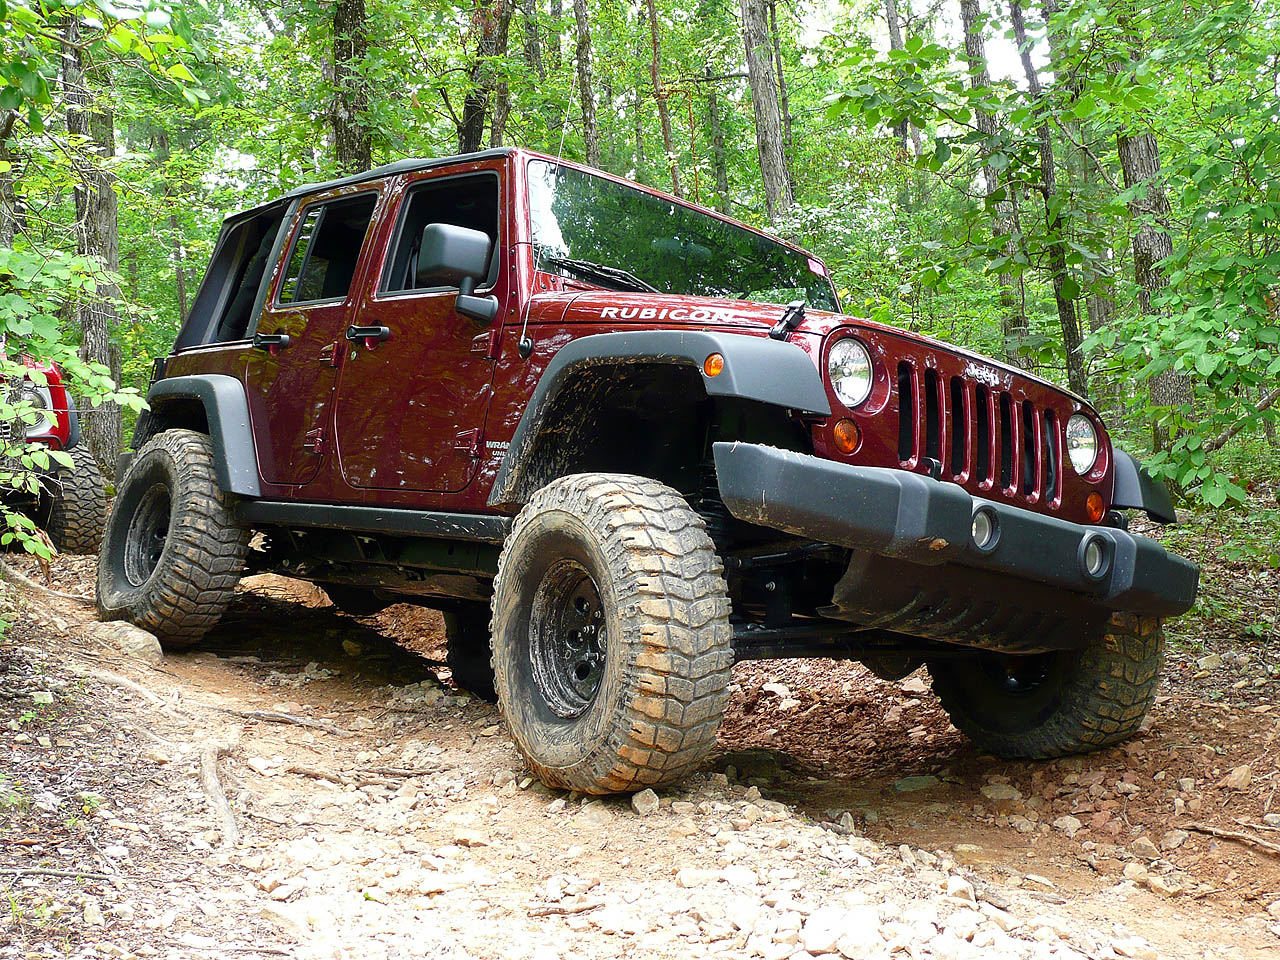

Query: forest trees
[{"left": 2, "top": 0, "right": 1276, "bottom": 514}]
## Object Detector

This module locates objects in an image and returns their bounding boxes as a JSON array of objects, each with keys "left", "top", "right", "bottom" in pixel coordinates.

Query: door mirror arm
[{"left": 455, "top": 275, "right": 499, "bottom": 324}]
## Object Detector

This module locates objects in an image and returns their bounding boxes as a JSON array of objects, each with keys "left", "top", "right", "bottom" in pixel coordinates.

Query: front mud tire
[
  {"left": 928, "top": 612, "right": 1163, "bottom": 759},
  {"left": 46, "top": 443, "right": 108, "bottom": 554},
  {"left": 491, "top": 473, "right": 733, "bottom": 794},
  {"left": 96, "top": 429, "right": 250, "bottom": 650}
]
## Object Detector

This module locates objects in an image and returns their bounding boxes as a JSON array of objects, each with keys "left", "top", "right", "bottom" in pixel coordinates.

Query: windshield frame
[{"left": 521, "top": 157, "right": 841, "bottom": 311}]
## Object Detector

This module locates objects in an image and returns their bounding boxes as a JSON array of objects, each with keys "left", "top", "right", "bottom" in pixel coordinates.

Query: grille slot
[
  {"left": 1043, "top": 409, "right": 1060, "bottom": 503},
  {"left": 1021, "top": 400, "right": 1037, "bottom": 496},
  {"left": 948, "top": 376, "right": 965, "bottom": 478},
  {"left": 999, "top": 391, "right": 1014, "bottom": 491},
  {"left": 924, "top": 368, "right": 941, "bottom": 465},
  {"left": 975, "top": 385, "right": 991, "bottom": 484},
  {"left": 897, "top": 361, "right": 915, "bottom": 463}
]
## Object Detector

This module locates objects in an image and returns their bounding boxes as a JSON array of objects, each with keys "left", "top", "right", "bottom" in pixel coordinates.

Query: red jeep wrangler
[
  {"left": 2, "top": 352, "right": 107, "bottom": 554},
  {"left": 97, "top": 149, "right": 1198, "bottom": 794}
]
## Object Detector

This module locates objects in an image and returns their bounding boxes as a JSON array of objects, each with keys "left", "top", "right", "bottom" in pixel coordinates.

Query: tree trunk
[
  {"left": 1116, "top": 124, "right": 1190, "bottom": 448},
  {"left": 155, "top": 132, "right": 189, "bottom": 323},
  {"left": 459, "top": 0, "right": 514, "bottom": 154},
  {"left": 63, "top": 18, "right": 121, "bottom": 476},
  {"left": 521, "top": 0, "right": 544, "bottom": 80},
  {"left": 333, "top": 0, "right": 372, "bottom": 174},
  {"left": 959, "top": 0, "right": 1029, "bottom": 365},
  {"left": 644, "top": 0, "right": 682, "bottom": 195},
  {"left": 767, "top": 0, "right": 793, "bottom": 168},
  {"left": 549, "top": 0, "right": 562, "bottom": 70},
  {"left": 706, "top": 70, "right": 730, "bottom": 214},
  {"left": 571, "top": 0, "right": 600, "bottom": 167},
  {"left": 1010, "top": 1, "right": 1087, "bottom": 397},
  {"left": 0, "top": 111, "right": 17, "bottom": 248},
  {"left": 738, "top": 0, "right": 791, "bottom": 222},
  {"left": 883, "top": 0, "right": 909, "bottom": 156}
]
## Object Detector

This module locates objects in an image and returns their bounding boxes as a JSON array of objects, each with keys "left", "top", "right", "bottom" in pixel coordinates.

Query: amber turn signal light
[
  {"left": 1086, "top": 491, "right": 1105, "bottom": 524},
  {"left": 833, "top": 418, "right": 861, "bottom": 455},
  {"left": 703, "top": 353, "right": 725, "bottom": 377}
]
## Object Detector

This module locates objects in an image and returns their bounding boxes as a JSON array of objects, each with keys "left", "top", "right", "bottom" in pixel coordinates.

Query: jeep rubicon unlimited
[
  {"left": 2, "top": 350, "right": 107, "bottom": 554},
  {"left": 98, "top": 148, "right": 1198, "bottom": 794}
]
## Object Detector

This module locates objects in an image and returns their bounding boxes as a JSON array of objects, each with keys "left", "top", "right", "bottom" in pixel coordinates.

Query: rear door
[
  {"left": 243, "top": 189, "right": 381, "bottom": 487},
  {"left": 331, "top": 169, "right": 504, "bottom": 493}
]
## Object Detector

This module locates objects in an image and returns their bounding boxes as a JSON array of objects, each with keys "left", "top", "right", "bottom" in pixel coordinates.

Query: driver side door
[{"left": 331, "top": 169, "right": 504, "bottom": 494}]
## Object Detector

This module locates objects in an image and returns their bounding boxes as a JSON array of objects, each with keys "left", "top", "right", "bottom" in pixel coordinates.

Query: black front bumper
[{"left": 713, "top": 442, "right": 1199, "bottom": 620}]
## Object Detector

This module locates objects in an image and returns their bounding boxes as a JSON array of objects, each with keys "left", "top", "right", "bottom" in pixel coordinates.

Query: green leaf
[{"left": 1072, "top": 94, "right": 1097, "bottom": 120}]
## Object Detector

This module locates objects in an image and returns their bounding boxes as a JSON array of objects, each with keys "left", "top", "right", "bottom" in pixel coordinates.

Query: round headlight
[
  {"left": 828, "top": 338, "right": 873, "bottom": 408},
  {"left": 1066, "top": 414, "right": 1098, "bottom": 475}
]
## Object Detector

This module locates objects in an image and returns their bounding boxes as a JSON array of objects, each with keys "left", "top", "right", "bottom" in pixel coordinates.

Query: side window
[
  {"left": 188, "top": 209, "right": 285, "bottom": 345},
  {"left": 277, "top": 193, "right": 378, "bottom": 305},
  {"left": 382, "top": 174, "right": 499, "bottom": 294}
]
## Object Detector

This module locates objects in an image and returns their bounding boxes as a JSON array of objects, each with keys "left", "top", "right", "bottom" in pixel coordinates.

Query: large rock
[{"left": 87, "top": 621, "right": 163, "bottom": 664}]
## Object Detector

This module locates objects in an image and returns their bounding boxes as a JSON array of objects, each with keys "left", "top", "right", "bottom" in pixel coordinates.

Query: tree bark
[
  {"left": 883, "top": 0, "right": 909, "bottom": 157},
  {"left": 571, "top": 0, "right": 600, "bottom": 167},
  {"left": 738, "top": 0, "right": 791, "bottom": 222},
  {"left": 959, "top": 0, "right": 1029, "bottom": 365},
  {"left": 706, "top": 69, "right": 730, "bottom": 214},
  {"left": 333, "top": 0, "right": 372, "bottom": 174},
  {"left": 521, "top": 0, "right": 544, "bottom": 80},
  {"left": 459, "top": 0, "right": 514, "bottom": 154},
  {"left": 1010, "top": 0, "right": 1087, "bottom": 397},
  {"left": 155, "top": 132, "right": 189, "bottom": 323},
  {"left": 645, "top": 0, "right": 682, "bottom": 195},
  {"left": 0, "top": 111, "right": 17, "bottom": 248},
  {"left": 63, "top": 17, "right": 121, "bottom": 476},
  {"left": 767, "top": 0, "right": 793, "bottom": 168}
]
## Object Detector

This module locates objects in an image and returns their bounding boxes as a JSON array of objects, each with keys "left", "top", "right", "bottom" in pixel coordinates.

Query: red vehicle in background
[
  {"left": 2, "top": 350, "right": 107, "bottom": 554},
  {"left": 97, "top": 148, "right": 1197, "bottom": 795}
]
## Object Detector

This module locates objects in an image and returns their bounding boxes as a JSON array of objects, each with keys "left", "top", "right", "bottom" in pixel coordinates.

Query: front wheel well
[{"left": 496, "top": 361, "right": 811, "bottom": 506}]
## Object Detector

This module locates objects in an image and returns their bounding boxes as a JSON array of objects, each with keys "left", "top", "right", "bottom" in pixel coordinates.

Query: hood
[{"left": 531, "top": 290, "right": 1087, "bottom": 405}]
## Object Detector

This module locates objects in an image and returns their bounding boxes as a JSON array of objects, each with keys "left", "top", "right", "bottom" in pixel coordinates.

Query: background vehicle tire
[
  {"left": 323, "top": 584, "right": 390, "bottom": 618},
  {"left": 96, "top": 429, "right": 250, "bottom": 650},
  {"left": 444, "top": 604, "right": 497, "bottom": 701},
  {"left": 491, "top": 473, "right": 733, "bottom": 795},
  {"left": 46, "top": 444, "right": 108, "bottom": 554},
  {"left": 927, "top": 612, "right": 1163, "bottom": 758}
]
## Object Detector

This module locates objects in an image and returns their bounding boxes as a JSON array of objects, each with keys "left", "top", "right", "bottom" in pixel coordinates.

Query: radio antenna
[{"left": 520, "top": 69, "right": 578, "bottom": 359}]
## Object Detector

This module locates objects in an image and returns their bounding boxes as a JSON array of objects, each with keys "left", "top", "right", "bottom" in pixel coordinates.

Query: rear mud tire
[
  {"left": 491, "top": 473, "right": 733, "bottom": 795},
  {"left": 444, "top": 604, "right": 497, "bottom": 702},
  {"left": 96, "top": 429, "right": 250, "bottom": 650},
  {"left": 928, "top": 612, "right": 1163, "bottom": 759},
  {"left": 46, "top": 444, "right": 108, "bottom": 554}
]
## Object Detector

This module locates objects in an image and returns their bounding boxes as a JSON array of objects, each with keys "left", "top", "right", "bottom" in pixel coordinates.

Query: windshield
[{"left": 527, "top": 160, "right": 839, "bottom": 311}]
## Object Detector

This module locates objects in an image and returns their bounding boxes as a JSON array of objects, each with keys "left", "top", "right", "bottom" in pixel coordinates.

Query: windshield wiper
[{"left": 541, "top": 254, "right": 659, "bottom": 294}]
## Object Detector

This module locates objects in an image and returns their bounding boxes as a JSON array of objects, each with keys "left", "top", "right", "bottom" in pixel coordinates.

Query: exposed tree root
[
  {"left": 0, "top": 559, "right": 94, "bottom": 604},
  {"left": 200, "top": 743, "right": 239, "bottom": 848},
  {"left": 1186, "top": 822, "right": 1280, "bottom": 856}
]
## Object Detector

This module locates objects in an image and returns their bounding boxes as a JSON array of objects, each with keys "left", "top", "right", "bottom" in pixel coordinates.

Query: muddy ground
[{"left": 3, "top": 553, "right": 1279, "bottom": 960}]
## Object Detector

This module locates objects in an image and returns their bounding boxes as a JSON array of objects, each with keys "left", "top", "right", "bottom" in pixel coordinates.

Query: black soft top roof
[{"left": 226, "top": 147, "right": 516, "bottom": 224}]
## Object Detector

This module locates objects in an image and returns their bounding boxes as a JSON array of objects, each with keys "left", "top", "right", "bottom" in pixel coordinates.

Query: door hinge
[
  {"left": 454, "top": 428, "right": 482, "bottom": 459},
  {"left": 304, "top": 427, "right": 326, "bottom": 455}
]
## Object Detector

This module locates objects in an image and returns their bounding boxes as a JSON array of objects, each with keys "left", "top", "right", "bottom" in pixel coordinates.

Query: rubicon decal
[{"left": 598, "top": 305, "right": 746, "bottom": 323}]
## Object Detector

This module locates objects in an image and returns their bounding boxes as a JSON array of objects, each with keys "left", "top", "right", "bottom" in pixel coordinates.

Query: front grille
[{"left": 895, "top": 359, "right": 1064, "bottom": 507}]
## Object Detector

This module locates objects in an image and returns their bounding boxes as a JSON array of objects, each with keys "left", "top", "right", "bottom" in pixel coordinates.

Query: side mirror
[{"left": 417, "top": 223, "right": 499, "bottom": 324}]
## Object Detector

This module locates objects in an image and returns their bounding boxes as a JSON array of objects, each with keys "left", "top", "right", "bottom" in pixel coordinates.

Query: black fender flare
[
  {"left": 488, "top": 330, "right": 830, "bottom": 508},
  {"left": 1112, "top": 449, "right": 1177, "bottom": 524},
  {"left": 145, "top": 374, "right": 262, "bottom": 497}
]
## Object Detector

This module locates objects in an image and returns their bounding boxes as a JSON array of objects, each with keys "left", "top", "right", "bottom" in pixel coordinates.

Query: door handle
[
  {"left": 252, "top": 332, "right": 292, "bottom": 355},
  {"left": 346, "top": 325, "right": 391, "bottom": 349}
]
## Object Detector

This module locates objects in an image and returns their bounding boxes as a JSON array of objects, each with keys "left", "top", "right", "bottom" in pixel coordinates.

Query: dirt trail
[{"left": 3, "top": 556, "right": 1279, "bottom": 960}]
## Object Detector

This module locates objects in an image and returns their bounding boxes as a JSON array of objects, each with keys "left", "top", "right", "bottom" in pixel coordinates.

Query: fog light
[
  {"left": 833, "top": 418, "right": 860, "bottom": 455},
  {"left": 971, "top": 508, "right": 998, "bottom": 551},
  {"left": 1081, "top": 535, "right": 1109, "bottom": 579}
]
